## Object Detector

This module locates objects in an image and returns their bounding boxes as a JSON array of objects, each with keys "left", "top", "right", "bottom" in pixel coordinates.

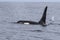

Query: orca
[{"left": 17, "top": 6, "right": 48, "bottom": 26}]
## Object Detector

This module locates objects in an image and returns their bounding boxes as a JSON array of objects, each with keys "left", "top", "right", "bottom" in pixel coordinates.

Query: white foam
[{"left": 51, "top": 16, "right": 55, "bottom": 21}]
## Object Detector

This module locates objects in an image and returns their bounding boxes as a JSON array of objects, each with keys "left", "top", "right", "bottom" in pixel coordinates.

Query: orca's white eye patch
[{"left": 24, "top": 23, "right": 30, "bottom": 24}]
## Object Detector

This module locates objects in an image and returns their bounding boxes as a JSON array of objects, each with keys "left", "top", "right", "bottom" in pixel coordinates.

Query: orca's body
[
  {"left": 17, "top": 21, "right": 39, "bottom": 24},
  {"left": 17, "top": 6, "right": 48, "bottom": 26}
]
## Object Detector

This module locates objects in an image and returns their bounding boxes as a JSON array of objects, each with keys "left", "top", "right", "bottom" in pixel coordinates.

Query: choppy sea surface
[{"left": 0, "top": 2, "right": 60, "bottom": 40}]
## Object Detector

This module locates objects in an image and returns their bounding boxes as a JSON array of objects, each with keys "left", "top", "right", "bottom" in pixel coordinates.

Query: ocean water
[{"left": 0, "top": 2, "right": 60, "bottom": 40}]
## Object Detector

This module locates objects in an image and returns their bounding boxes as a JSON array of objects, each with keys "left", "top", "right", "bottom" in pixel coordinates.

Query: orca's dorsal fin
[{"left": 39, "top": 6, "right": 48, "bottom": 25}]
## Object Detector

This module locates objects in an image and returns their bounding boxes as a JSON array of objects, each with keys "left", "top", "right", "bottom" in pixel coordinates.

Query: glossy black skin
[
  {"left": 17, "top": 20, "right": 39, "bottom": 24},
  {"left": 17, "top": 20, "right": 47, "bottom": 26}
]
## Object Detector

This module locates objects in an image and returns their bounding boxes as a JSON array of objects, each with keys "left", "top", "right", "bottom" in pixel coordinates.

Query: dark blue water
[{"left": 0, "top": 2, "right": 60, "bottom": 40}]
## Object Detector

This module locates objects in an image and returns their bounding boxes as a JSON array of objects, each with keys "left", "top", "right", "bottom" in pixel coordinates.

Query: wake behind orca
[{"left": 17, "top": 6, "right": 48, "bottom": 26}]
